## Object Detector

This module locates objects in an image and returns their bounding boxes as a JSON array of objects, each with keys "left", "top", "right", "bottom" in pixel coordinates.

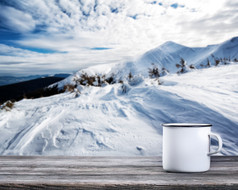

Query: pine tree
[
  {"left": 215, "top": 59, "right": 220, "bottom": 66},
  {"left": 206, "top": 58, "right": 211, "bottom": 67},
  {"left": 176, "top": 58, "right": 187, "bottom": 74},
  {"left": 128, "top": 72, "right": 133, "bottom": 81},
  {"left": 148, "top": 64, "right": 160, "bottom": 78}
]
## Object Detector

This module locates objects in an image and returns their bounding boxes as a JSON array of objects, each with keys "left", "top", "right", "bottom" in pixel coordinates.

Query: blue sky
[{"left": 0, "top": 0, "right": 238, "bottom": 76}]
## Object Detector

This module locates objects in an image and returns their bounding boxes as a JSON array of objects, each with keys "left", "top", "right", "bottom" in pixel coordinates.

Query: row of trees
[
  {"left": 200, "top": 55, "right": 238, "bottom": 68},
  {"left": 72, "top": 72, "right": 116, "bottom": 87},
  {"left": 147, "top": 64, "right": 169, "bottom": 85},
  {"left": 146, "top": 55, "right": 238, "bottom": 85},
  {"left": 176, "top": 55, "right": 238, "bottom": 73},
  {"left": 63, "top": 55, "right": 238, "bottom": 95}
]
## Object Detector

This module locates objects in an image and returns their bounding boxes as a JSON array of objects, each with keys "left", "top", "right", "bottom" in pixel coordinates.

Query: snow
[
  {"left": 161, "top": 64, "right": 238, "bottom": 155},
  {"left": 0, "top": 85, "right": 162, "bottom": 156},
  {"left": 133, "top": 36, "right": 238, "bottom": 76},
  {"left": 0, "top": 37, "right": 238, "bottom": 156}
]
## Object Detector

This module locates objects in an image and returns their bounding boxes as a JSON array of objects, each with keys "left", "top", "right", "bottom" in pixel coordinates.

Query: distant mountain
[
  {"left": 0, "top": 77, "right": 65, "bottom": 104},
  {"left": 0, "top": 75, "right": 45, "bottom": 87},
  {"left": 0, "top": 73, "right": 70, "bottom": 86},
  {"left": 53, "top": 73, "right": 71, "bottom": 78}
]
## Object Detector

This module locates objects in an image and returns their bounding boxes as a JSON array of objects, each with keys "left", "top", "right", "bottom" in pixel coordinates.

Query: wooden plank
[
  {"left": 0, "top": 156, "right": 237, "bottom": 189},
  {"left": 211, "top": 156, "right": 238, "bottom": 162}
]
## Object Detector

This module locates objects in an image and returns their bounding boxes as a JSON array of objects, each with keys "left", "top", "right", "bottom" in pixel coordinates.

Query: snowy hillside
[
  {"left": 62, "top": 37, "right": 238, "bottom": 80},
  {"left": 0, "top": 37, "right": 238, "bottom": 156},
  {"left": 134, "top": 36, "right": 238, "bottom": 75}
]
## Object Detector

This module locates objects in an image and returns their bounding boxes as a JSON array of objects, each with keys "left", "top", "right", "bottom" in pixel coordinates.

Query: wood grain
[{"left": 0, "top": 156, "right": 237, "bottom": 189}]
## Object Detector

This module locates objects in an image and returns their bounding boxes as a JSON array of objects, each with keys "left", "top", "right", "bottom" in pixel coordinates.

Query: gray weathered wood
[{"left": 0, "top": 156, "right": 237, "bottom": 189}]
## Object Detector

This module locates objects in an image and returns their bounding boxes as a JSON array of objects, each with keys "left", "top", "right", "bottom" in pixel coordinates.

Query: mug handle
[{"left": 208, "top": 132, "right": 223, "bottom": 156}]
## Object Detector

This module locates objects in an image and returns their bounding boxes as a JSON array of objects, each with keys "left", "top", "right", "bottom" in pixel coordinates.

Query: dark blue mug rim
[{"left": 162, "top": 123, "right": 212, "bottom": 127}]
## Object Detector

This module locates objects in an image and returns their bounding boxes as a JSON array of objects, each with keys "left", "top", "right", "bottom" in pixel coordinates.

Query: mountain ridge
[
  {"left": 55, "top": 36, "right": 238, "bottom": 93},
  {"left": 133, "top": 36, "right": 238, "bottom": 76}
]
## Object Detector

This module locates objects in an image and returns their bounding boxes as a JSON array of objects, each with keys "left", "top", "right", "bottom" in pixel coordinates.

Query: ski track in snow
[
  {"left": 1, "top": 36, "right": 238, "bottom": 156},
  {"left": 0, "top": 90, "right": 162, "bottom": 156}
]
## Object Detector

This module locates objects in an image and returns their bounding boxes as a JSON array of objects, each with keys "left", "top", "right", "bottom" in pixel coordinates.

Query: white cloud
[
  {"left": 0, "top": 43, "right": 129, "bottom": 76},
  {"left": 0, "top": 44, "right": 39, "bottom": 57},
  {"left": 0, "top": 5, "right": 36, "bottom": 32},
  {"left": 0, "top": 0, "right": 238, "bottom": 76}
]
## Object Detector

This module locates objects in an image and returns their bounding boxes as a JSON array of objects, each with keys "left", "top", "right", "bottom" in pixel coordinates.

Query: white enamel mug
[{"left": 162, "top": 123, "right": 223, "bottom": 172}]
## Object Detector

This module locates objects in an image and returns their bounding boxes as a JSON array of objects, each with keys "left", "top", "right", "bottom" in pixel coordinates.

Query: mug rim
[{"left": 162, "top": 123, "right": 212, "bottom": 127}]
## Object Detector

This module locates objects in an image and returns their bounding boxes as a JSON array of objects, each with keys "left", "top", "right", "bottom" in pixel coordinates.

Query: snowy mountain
[
  {"left": 64, "top": 36, "right": 238, "bottom": 80},
  {"left": 0, "top": 37, "right": 238, "bottom": 156},
  {"left": 0, "top": 73, "right": 70, "bottom": 86},
  {"left": 134, "top": 36, "right": 238, "bottom": 75}
]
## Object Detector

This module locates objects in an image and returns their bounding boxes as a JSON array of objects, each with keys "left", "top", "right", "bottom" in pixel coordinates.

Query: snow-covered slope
[
  {"left": 134, "top": 36, "right": 238, "bottom": 75},
  {"left": 0, "top": 63, "right": 237, "bottom": 155},
  {"left": 0, "top": 37, "right": 238, "bottom": 156},
  {"left": 66, "top": 37, "right": 238, "bottom": 80}
]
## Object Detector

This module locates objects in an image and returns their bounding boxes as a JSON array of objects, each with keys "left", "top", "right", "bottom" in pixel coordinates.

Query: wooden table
[{"left": 0, "top": 156, "right": 237, "bottom": 189}]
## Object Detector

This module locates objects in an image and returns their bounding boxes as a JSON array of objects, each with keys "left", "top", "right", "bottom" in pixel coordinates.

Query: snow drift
[{"left": 0, "top": 37, "right": 238, "bottom": 156}]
